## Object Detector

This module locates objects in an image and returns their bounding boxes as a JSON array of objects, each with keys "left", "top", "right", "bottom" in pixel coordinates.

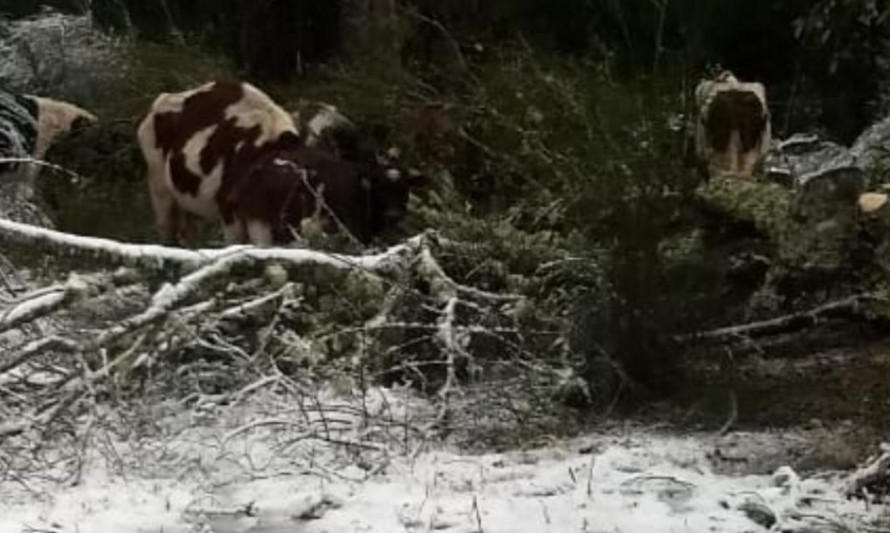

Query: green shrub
[{"left": 443, "top": 50, "right": 722, "bottom": 403}]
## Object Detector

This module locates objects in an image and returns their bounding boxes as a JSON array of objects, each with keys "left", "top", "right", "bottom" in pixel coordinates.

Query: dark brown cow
[
  {"left": 137, "top": 80, "right": 412, "bottom": 246},
  {"left": 228, "top": 145, "right": 410, "bottom": 245}
]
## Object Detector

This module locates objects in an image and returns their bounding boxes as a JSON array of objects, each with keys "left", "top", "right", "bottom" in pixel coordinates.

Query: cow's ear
[{"left": 70, "top": 116, "right": 95, "bottom": 132}]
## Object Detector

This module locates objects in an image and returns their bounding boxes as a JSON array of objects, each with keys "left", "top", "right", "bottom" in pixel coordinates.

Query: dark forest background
[{"left": 4, "top": 0, "right": 887, "bottom": 142}]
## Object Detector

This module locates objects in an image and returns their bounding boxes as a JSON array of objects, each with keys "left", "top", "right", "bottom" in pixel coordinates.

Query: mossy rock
[
  {"left": 697, "top": 173, "right": 863, "bottom": 273},
  {"left": 696, "top": 174, "right": 793, "bottom": 242}
]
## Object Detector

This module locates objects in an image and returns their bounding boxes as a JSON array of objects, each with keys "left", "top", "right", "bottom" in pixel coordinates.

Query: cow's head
[
  {"left": 29, "top": 96, "right": 98, "bottom": 160},
  {"left": 363, "top": 146, "right": 426, "bottom": 236}
]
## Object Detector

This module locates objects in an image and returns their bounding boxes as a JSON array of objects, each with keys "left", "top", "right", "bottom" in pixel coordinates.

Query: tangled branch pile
[{"left": 0, "top": 217, "right": 578, "bottom": 468}]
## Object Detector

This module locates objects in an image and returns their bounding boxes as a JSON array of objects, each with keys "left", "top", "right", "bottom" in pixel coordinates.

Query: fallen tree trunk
[
  {"left": 695, "top": 174, "right": 793, "bottom": 243},
  {"left": 0, "top": 216, "right": 409, "bottom": 273}
]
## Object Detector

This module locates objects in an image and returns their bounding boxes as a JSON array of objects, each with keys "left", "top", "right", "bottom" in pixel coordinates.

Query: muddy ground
[{"left": 650, "top": 324, "right": 890, "bottom": 475}]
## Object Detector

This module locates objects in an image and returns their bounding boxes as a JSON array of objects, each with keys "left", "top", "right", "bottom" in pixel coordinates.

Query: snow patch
[{"left": 0, "top": 389, "right": 883, "bottom": 533}]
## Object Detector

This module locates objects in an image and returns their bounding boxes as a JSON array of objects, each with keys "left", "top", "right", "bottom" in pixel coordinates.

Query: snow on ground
[{"left": 0, "top": 387, "right": 885, "bottom": 533}]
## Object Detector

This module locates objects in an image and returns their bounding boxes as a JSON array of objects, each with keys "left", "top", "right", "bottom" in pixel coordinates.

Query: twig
[
  {"left": 472, "top": 494, "right": 484, "bottom": 532},
  {"left": 432, "top": 297, "right": 462, "bottom": 428},
  {"left": 0, "top": 336, "right": 77, "bottom": 375},
  {"left": 0, "top": 288, "right": 65, "bottom": 333},
  {"left": 692, "top": 293, "right": 884, "bottom": 343}
]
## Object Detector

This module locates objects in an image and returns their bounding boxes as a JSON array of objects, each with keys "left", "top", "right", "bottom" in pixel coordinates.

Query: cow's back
[{"left": 138, "top": 81, "right": 301, "bottom": 223}]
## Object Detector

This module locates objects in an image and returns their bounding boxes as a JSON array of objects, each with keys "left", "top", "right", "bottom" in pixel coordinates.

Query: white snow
[{"left": 0, "top": 388, "right": 884, "bottom": 533}]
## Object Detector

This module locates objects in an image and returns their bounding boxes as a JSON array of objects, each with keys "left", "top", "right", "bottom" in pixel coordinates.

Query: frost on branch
[
  {"left": 845, "top": 444, "right": 890, "bottom": 501},
  {"left": 0, "top": 216, "right": 563, "bottom": 452}
]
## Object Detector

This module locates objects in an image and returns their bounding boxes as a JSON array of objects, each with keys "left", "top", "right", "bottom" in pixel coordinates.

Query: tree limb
[
  {"left": 693, "top": 293, "right": 885, "bottom": 344},
  {"left": 0, "top": 216, "right": 411, "bottom": 274}
]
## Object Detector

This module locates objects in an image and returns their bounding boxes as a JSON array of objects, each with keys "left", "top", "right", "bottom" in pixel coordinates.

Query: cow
[
  {"left": 137, "top": 80, "right": 414, "bottom": 246},
  {"left": 292, "top": 100, "right": 417, "bottom": 180},
  {"left": 30, "top": 96, "right": 98, "bottom": 162},
  {"left": 693, "top": 70, "right": 771, "bottom": 179},
  {"left": 293, "top": 100, "right": 363, "bottom": 161},
  {"left": 227, "top": 145, "right": 411, "bottom": 245},
  {"left": 0, "top": 90, "right": 96, "bottom": 227},
  {"left": 0, "top": 90, "right": 96, "bottom": 178}
]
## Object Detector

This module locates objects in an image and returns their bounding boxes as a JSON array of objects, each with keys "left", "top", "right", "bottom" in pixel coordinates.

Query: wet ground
[{"left": 665, "top": 325, "right": 890, "bottom": 474}]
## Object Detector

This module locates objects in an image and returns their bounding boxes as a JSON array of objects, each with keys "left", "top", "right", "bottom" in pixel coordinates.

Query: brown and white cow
[
  {"left": 694, "top": 70, "right": 771, "bottom": 179},
  {"left": 30, "top": 96, "right": 98, "bottom": 162},
  {"left": 137, "top": 81, "right": 413, "bottom": 246},
  {"left": 0, "top": 90, "right": 97, "bottom": 179}
]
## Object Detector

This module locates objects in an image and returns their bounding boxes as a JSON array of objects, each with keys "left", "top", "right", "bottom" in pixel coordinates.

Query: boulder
[
  {"left": 764, "top": 133, "right": 865, "bottom": 194},
  {"left": 852, "top": 115, "right": 890, "bottom": 168}
]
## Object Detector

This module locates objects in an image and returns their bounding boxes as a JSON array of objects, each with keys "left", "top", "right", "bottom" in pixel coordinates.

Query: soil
[{"left": 661, "top": 324, "right": 890, "bottom": 475}]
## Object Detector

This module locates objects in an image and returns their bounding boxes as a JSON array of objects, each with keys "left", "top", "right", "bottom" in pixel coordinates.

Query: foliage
[
  {"left": 791, "top": 0, "right": 890, "bottom": 141},
  {"left": 451, "top": 51, "right": 720, "bottom": 401}
]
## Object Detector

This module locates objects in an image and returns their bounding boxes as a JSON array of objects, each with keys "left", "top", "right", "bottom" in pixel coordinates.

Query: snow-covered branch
[
  {"left": 0, "top": 216, "right": 414, "bottom": 274},
  {"left": 0, "top": 218, "right": 539, "bottom": 447}
]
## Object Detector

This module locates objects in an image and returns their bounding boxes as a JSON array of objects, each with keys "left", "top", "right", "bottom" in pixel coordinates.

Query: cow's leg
[
  {"left": 176, "top": 210, "right": 202, "bottom": 246},
  {"left": 222, "top": 219, "right": 247, "bottom": 245},
  {"left": 727, "top": 130, "right": 742, "bottom": 174},
  {"left": 740, "top": 146, "right": 760, "bottom": 176},
  {"left": 246, "top": 219, "right": 274, "bottom": 247},
  {"left": 147, "top": 170, "right": 181, "bottom": 244}
]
